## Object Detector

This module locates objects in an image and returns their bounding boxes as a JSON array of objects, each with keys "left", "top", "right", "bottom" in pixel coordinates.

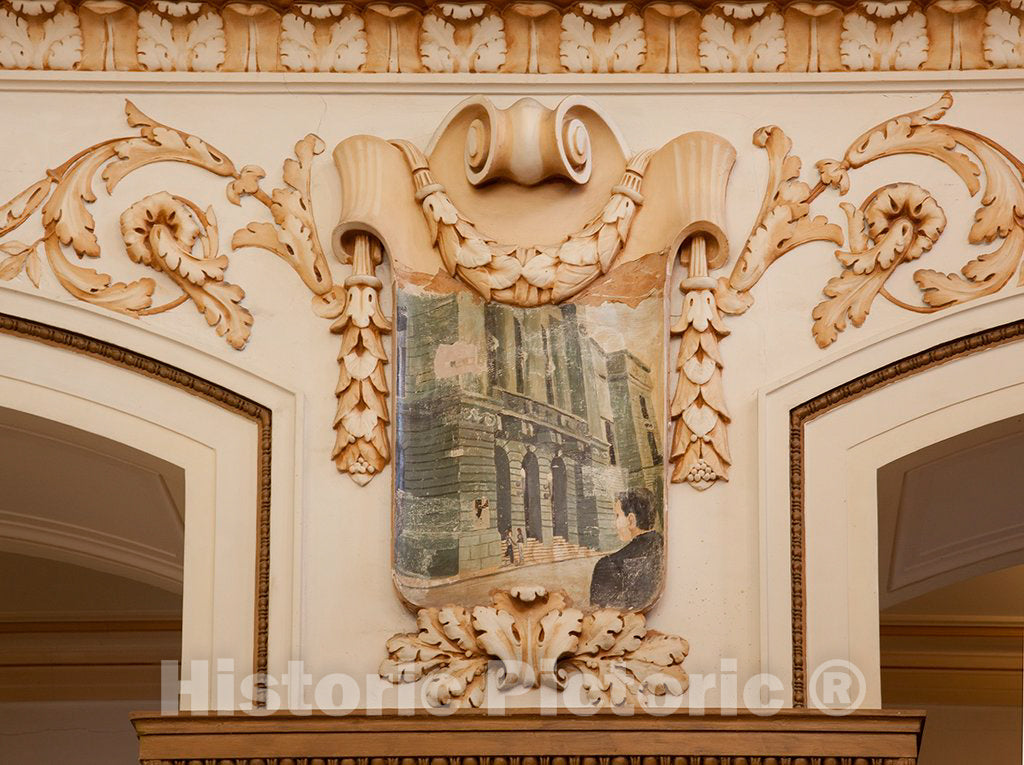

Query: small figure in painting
[
  {"left": 588, "top": 487, "right": 663, "bottom": 610},
  {"left": 502, "top": 529, "right": 516, "bottom": 566},
  {"left": 516, "top": 528, "right": 525, "bottom": 566}
]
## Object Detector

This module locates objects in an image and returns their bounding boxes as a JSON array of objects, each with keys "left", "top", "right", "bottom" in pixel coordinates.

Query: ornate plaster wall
[{"left": 2, "top": 71, "right": 1023, "bottom": 710}]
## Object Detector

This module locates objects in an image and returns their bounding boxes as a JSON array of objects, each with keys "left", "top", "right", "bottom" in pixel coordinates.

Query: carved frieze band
[
  {"left": 1, "top": 0, "right": 1024, "bottom": 74},
  {"left": 140, "top": 758, "right": 918, "bottom": 764}
]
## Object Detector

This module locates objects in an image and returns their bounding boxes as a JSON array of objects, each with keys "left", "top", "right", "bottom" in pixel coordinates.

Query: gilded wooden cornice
[
  {"left": 131, "top": 708, "right": 926, "bottom": 763},
  {"left": 1, "top": 0, "right": 1023, "bottom": 74}
]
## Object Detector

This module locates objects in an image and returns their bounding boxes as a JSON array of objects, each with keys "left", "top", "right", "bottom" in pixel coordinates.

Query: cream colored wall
[{"left": 2, "top": 71, "right": 1024, "bottom": 710}]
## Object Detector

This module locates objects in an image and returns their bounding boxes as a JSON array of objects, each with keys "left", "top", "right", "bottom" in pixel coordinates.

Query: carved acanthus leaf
[
  {"left": 561, "top": 610, "right": 689, "bottom": 706},
  {"left": 984, "top": 7, "right": 1024, "bottom": 68},
  {"left": 105, "top": 101, "right": 237, "bottom": 191},
  {"left": 0, "top": 178, "right": 52, "bottom": 237},
  {"left": 812, "top": 185, "right": 945, "bottom": 347},
  {"left": 840, "top": 6, "right": 927, "bottom": 70},
  {"left": 699, "top": 10, "right": 785, "bottom": 72},
  {"left": 121, "top": 192, "right": 252, "bottom": 349},
  {"left": 729, "top": 126, "right": 843, "bottom": 294},
  {"left": 280, "top": 11, "right": 367, "bottom": 72},
  {"left": 381, "top": 588, "right": 689, "bottom": 709},
  {"left": 421, "top": 12, "right": 506, "bottom": 73},
  {"left": 0, "top": 240, "right": 41, "bottom": 286},
  {"left": 232, "top": 134, "right": 333, "bottom": 296},
  {"left": 137, "top": 8, "right": 225, "bottom": 72},
  {"left": 559, "top": 11, "right": 645, "bottom": 73},
  {"left": 0, "top": 6, "right": 81, "bottom": 70}
]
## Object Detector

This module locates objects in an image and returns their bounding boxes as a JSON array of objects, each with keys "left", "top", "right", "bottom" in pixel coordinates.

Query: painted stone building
[{"left": 394, "top": 285, "right": 663, "bottom": 584}]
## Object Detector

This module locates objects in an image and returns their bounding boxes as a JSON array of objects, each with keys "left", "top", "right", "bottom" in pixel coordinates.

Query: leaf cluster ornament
[
  {"left": 393, "top": 139, "right": 652, "bottom": 307},
  {"left": 381, "top": 587, "right": 689, "bottom": 709}
]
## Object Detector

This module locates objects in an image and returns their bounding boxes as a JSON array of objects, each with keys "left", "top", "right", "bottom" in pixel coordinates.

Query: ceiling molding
[
  {"left": 878, "top": 414, "right": 1024, "bottom": 607},
  {"left": 0, "top": 0, "right": 1017, "bottom": 77},
  {"left": 0, "top": 509, "right": 183, "bottom": 591}
]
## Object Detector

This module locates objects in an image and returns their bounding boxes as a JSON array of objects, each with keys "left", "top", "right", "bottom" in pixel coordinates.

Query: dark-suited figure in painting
[{"left": 589, "top": 487, "right": 663, "bottom": 610}]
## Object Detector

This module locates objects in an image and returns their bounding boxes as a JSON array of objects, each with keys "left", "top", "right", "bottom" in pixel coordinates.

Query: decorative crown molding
[{"left": 0, "top": 0, "right": 1022, "bottom": 74}]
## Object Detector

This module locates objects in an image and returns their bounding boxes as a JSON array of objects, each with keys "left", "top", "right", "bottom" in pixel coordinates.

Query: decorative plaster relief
[
  {"left": 699, "top": 2, "right": 787, "bottom": 73},
  {"left": 0, "top": 0, "right": 1021, "bottom": 74},
  {"left": 279, "top": 2, "right": 367, "bottom": 73},
  {"left": 380, "top": 586, "right": 689, "bottom": 708},
  {"left": 0, "top": 101, "right": 252, "bottom": 348},
  {"left": 811, "top": 92, "right": 1024, "bottom": 347},
  {"left": 392, "top": 138, "right": 651, "bottom": 307},
  {"left": 136, "top": 2, "right": 225, "bottom": 72},
  {"left": 421, "top": 2, "right": 506, "bottom": 73},
  {"left": 670, "top": 128, "right": 841, "bottom": 489},
  {"left": 3, "top": 92, "right": 1023, "bottom": 493}
]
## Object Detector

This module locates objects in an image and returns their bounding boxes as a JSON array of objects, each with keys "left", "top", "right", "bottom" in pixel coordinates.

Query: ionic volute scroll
[{"left": 454, "top": 96, "right": 598, "bottom": 187}]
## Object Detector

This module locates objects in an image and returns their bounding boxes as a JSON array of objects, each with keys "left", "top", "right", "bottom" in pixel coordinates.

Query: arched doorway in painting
[
  {"left": 522, "top": 450, "right": 542, "bottom": 540},
  {"left": 494, "top": 445, "right": 512, "bottom": 538},
  {"left": 550, "top": 456, "right": 568, "bottom": 539}
]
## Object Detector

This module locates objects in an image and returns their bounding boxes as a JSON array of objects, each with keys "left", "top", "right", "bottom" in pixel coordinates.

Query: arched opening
[
  {"left": 522, "top": 450, "right": 542, "bottom": 541},
  {"left": 494, "top": 445, "right": 512, "bottom": 538},
  {"left": 0, "top": 320, "right": 279, "bottom": 765},
  {"left": 877, "top": 414, "right": 1024, "bottom": 764},
  {"left": 0, "top": 406, "right": 185, "bottom": 764},
  {"left": 550, "top": 456, "right": 568, "bottom": 539}
]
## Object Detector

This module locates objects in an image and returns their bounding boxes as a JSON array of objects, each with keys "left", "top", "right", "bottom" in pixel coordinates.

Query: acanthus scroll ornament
[
  {"left": 0, "top": 100, "right": 253, "bottom": 349},
  {"left": 811, "top": 91, "right": 1024, "bottom": 347},
  {"left": 668, "top": 127, "right": 844, "bottom": 490},
  {"left": 229, "top": 135, "right": 393, "bottom": 484},
  {"left": 380, "top": 586, "right": 689, "bottom": 709},
  {"left": 5, "top": 92, "right": 1024, "bottom": 495},
  {"left": 0, "top": 101, "right": 386, "bottom": 485}
]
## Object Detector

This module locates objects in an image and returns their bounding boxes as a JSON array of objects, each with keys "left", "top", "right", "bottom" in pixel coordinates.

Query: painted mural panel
[{"left": 393, "top": 255, "right": 666, "bottom": 611}]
